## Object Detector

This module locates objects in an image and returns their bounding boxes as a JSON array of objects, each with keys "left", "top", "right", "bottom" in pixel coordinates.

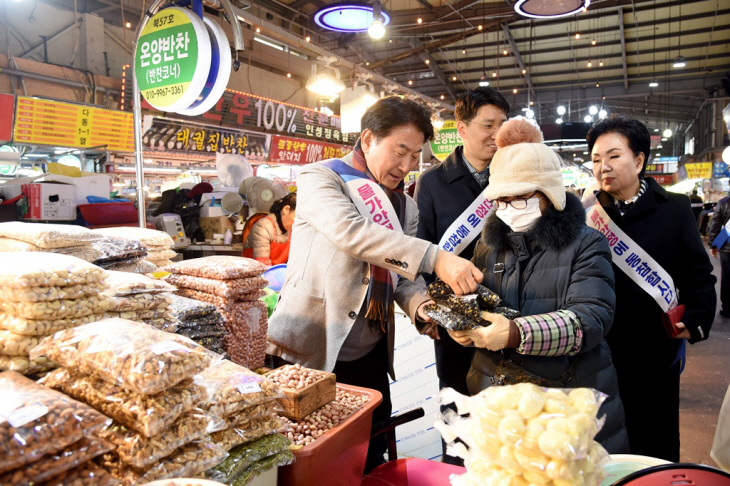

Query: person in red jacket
[{"left": 243, "top": 193, "right": 296, "bottom": 265}]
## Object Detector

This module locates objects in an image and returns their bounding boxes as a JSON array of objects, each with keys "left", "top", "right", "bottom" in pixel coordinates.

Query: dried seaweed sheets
[
  {"left": 423, "top": 303, "right": 483, "bottom": 331},
  {"left": 427, "top": 280, "right": 502, "bottom": 309}
]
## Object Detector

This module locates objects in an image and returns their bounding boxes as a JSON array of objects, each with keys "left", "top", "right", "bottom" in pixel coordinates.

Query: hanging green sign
[
  {"left": 430, "top": 121, "right": 462, "bottom": 161},
  {"left": 134, "top": 7, "right": 211, "bottom": 112}
]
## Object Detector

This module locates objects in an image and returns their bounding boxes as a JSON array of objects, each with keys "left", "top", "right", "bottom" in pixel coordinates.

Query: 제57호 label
[{"left": 134, "top": 7, "right": 211, "bottom": 112}]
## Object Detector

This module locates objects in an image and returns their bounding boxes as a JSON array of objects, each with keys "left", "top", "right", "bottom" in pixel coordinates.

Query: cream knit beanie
[{"left": 484, "top": 117, "right": 567, "bottom": 211}]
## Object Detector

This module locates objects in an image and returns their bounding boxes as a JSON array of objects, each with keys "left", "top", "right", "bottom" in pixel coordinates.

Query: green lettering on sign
[
  {"left": 430, "top": 121, "right": 463, "bottom": 162},
  {"left": 134, "top": 7, "right": 211, "bottom": 113}
]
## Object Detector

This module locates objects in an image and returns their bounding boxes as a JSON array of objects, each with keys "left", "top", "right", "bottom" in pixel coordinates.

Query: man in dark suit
[{"left": 414, "top": 87, "right": 509, "bottom": 464}]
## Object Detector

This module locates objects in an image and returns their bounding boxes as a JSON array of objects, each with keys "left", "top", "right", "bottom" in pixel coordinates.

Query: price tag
[
  {"left": 7, "top": 403, "right": 49, "bottom": 428},
  {"left": 237, "top": 383, "right": 262, "bottom": 394},
  {"left": 150, "top": 340, "right": 190, "bottom": 355}
]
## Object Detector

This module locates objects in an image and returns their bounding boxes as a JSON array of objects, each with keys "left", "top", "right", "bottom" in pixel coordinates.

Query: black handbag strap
[{"left": 492, "top": 245, "right": 509, "bottom": 296}]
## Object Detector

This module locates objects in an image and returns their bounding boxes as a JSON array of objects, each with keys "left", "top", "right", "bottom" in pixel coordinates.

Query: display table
[{"left": 181, "top": 244, "right": 244, "bottom": 259}]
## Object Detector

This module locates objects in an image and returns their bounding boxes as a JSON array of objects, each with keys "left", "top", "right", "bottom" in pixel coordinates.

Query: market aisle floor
[{"left": 679, "top": 243, "right": 730, "bottom": 466}]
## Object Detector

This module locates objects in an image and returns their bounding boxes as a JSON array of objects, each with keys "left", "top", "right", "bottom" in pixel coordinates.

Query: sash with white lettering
[
  {"left": 438, "top": 190, "right": 495, "bottom": 255},
  {"left": 587, "top": 204, "right": 678, "bottom": 312},
  {"left": 321, "top": 159, "right": 402, "bottom": 288}
]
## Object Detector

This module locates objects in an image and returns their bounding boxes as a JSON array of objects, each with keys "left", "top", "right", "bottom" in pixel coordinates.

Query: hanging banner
[
  {"left": 269, "top": 135, "right": 352, "bottom": 165},
  {"left": 123, "top": 67, "right": 352, "bottom": 144},
  {"left": 134, "top": 7, "right": 211, "bottom": 112},
  {"left": 142, "top": 116, "right": 270, "bottom": 162},
  {"left": 12, "top": 96, "right": 133, "bottom": 151},
  {"left": 0, "top": 94, "right": 14, "bottom": 143},
  {"left": 685, "top": 162, "right": 713, "bottom": 179},
  {"left": 430, "top": 121, "right": 462, "bottom": 161}
]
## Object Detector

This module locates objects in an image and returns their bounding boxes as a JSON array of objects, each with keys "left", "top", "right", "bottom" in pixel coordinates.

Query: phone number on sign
[{"left": 143, "top": 84, "right": 184, "bottom": 100}]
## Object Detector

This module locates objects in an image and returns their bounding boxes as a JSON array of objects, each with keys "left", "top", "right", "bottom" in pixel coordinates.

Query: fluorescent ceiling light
[
  {"left": 314, "top": 4, "right": 390, "bottom": 33},
  {"left": 514, "top": 0, "right": 590, "bottom": 19}
]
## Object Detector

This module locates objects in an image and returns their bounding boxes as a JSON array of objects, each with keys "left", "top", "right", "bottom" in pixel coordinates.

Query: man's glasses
[
  {"left": 495, "top": 193, "right": 543, "bottom": 210},
  {"left": 465, "top": 120, "right": 505, "bottom": 133}
]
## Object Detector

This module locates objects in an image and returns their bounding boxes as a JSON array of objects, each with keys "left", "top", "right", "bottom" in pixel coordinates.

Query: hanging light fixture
[
  {"left": 314, "top": 3, "right": 390, "bottom": 33},
  {"left": 663, "top": 128, "right": 673, "bottom": 138},
  {"left": 503, "top": 49, "right": 508, "bottom": 56},
  {"left": 305, "top": 36, "right": 311, "bottom": 42},
  {"left": 557, "top": 106, "right": 566, "bottom": 116},
  {"left": 649, "top": 80, "right": 659, "bottom": 87},
  {"left": 479, "top": 75, "right": 490, "bottom": 87},
  {"left": 556, "top": 118, "right": 563, "bottom": 124},
  {"left": 599, "top": 60, "right": 604, "bottom": 67},
  {"left": 368, "top": 0, "right": 386, "bottom": 39},
  {"left": 587, "top": 60, "right": 592, "bottom": 68},
  {"left": 589, "top": 105, "right": 598, "bottom": 115},
  {"left": 525, "top": 109, "right": 535, "bottom": 119},
  {"left": 452, "top": 76, "right": 457, "bottom": 81},
  {"left": 417, "top": 16, "right": 423, "bottom": 24},
  {"left": 598, "top": 108, "right": 607, "bottom": 119},
  {"left": 575, "top": 33, "right": 580, "bottom": 40},
  {"left": 492, "top": 71, "right": 497, "bottom": 78},
  {"left": 514, "top": 0, "right": 591, "bottom": 19},
  {"left": 513, "top": 88, "right": 518, "bottom": 94},
  {"left": 672, "top": 56, "right": 686, "bottom": 68},
  {"left": 591, "top": 39, "right": 596, "bottom": 45},
  {"left": 306, "top": 57, "right": 346, "bottom": 95},
  {"left": 584, "top": 115, "right": 593, "bottom": 123}
]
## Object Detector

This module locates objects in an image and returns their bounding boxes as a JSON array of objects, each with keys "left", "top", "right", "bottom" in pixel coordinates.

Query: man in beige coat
[{"left": 267, "top": 97, "right": 482, "bottom": 471}]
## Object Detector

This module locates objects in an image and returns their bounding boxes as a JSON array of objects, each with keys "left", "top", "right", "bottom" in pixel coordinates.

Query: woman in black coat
[
  {"left": 449, "top": 117, "right": 629, "bottom": 454},
  {"left": 586, "top": 114, "right": 716, "bottom": 461}
]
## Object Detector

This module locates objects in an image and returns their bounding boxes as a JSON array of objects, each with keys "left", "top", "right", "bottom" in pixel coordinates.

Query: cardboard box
[
  {"left": 2, "top": 173, "right": 110, "bottom": 205},
  {"left": 199, "top": 216, "right": 236, "bottom": 240},
  {"left": 21, "top": 182, "right": 76, "bottom": 221}
]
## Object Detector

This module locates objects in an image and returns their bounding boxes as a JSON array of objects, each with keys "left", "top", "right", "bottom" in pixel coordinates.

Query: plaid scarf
[{"left": 351, "top": 139, "right": 408, "bottom": 332}]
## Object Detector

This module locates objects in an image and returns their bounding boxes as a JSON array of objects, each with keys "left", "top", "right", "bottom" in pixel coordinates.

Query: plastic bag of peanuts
[
  {"left": 193, "top": 359, "right": 282, "bottom": 417},
  {"left": 31, "top": 318, "right": 214, "bottom": 395},
  {"left": 37, "top": 463, "right": 120, "bottom": 486},
  {"left": 435, "top": 383, "right": 609, "bottom": 486},
  {"left": 0, "top": 371, "right": 112, "bottom": 475},
  {"left": 0, "top": 252, "right": 107, "bottom": 289},
  {"left": 0, "top": 437, "right": 113, "bottom": 486},
  {"left": 162, "top": 255, "right": 268, "bottom": 280}
]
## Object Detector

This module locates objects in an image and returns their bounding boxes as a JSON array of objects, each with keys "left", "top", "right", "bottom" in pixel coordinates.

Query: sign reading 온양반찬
[
  {"left": 134, "top": 7, "right": 211, "bottom": 113},
  {"left": 430, "top": 121, "right": 462, "bottom": 161}
]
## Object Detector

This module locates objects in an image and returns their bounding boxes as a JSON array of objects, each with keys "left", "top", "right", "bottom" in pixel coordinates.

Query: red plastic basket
[
  {"left": 612, "top": 463, "right": 730, "bottom": 485},
  {"left": 78, "top": 202, "right": 138, "bottom": 225},
  {"left": 277, "top": 383, "right": 383, "bottom": 486}
]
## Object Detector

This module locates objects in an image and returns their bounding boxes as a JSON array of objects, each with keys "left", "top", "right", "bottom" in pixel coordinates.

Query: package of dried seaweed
[
  {"left": 206, "top": 434, "right": 290, "bottom": 483},
  {"left": 230, "top": 449, "right": 295, "bottom": 486},
  {"left": 423, "top": 303, "right": 485, "bottom": 331},
  {"left": 434, "top": 294, "right": 481, "bottom": 320},
  {"left": 428, "top": 280, "right": 503, "bottom": 310}
]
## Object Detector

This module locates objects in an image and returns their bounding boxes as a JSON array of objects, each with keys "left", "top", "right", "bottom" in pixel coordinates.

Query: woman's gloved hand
[{"left": 448, "top": 312, "right": 519, "bottom": 351}]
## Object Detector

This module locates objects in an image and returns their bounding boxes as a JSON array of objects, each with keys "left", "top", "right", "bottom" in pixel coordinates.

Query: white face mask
[{"left": 495, "top": 196, "right": 543, "bottom": 233}]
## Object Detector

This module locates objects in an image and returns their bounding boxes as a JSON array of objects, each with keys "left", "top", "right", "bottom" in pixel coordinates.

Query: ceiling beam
[
  {"left": 409, "top": 37, "right": 458, "bottom": 102},
  {"left": 19, "top": 18, "right": 82, "bottom": 59},
  {"left": 231, "top": 3, "right": 453, "bottom": 109},
  {"left": 502, "top": 24, "right": 536, "bottom": 101},
  {"left": 414, "top": 0, "right": 434, "bottom": 13},
  {"left": 367, "top": 18, "right": 507, "bottom": 70},
  {"left": 420, "top": 6, "right": 729, "bottom": 52},
  {"left": 618, "top": 7, "right": 629, "bottom": 91}
]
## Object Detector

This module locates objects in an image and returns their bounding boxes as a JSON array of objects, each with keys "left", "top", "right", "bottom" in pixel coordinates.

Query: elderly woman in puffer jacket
[{"left": 449, "top": 117, "right": 629, "bottom": 454}]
